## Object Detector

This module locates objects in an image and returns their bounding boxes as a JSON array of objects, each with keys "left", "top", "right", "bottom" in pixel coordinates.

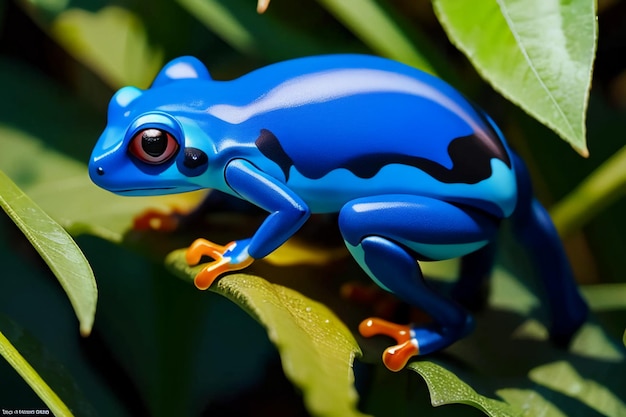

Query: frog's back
[{"left": 209, "top": 55, "right": 517, "bottom": 217}]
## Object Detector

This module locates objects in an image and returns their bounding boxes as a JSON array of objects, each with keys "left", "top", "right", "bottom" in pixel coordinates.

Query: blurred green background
[{"left": 0, "top": 0, "right": 624, "bottom": 416}]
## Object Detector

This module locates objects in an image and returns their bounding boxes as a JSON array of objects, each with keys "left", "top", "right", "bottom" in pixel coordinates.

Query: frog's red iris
[{"left": 129, "top": 128, "right": 179, "bottom": 164}]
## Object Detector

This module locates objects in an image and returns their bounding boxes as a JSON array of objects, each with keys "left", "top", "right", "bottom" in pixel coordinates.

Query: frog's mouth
[
  {"left": 110, "top": 186, "right": 199, "bottom": 196},
  {"left": 89, "top": 164, "right": 203, "bottom": 196},
  {"left": 115, "top": 187, "right": 176, "bottom": 194},
  {"left": 109, "top": 187, "right": 174, "bottom": 196}
]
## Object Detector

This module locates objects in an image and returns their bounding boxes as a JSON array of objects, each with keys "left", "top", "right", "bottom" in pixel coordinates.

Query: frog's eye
[{"left": 129, "top": 128, "right": 179, "bottom": 164}]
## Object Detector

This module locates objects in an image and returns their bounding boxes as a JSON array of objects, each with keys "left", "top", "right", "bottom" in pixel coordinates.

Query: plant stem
[{"left": 551, "top": 145, "right": 626, "bottom": 238}]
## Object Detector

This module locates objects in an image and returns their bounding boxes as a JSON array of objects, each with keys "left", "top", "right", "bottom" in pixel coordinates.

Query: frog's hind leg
[
  {"left": 509, "top": 153, "right": 588, "bottom": 344},
  {"left": 452, "top": 241, "right": 497, "bottom": 311},
  {"left": 339, "top": 195, "right": 498, "bottom": 371}
]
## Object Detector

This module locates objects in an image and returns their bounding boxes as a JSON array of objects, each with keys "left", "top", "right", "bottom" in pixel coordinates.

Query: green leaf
[
  {"left": 166, "top": 250, "right": 368, "bottom": 417},
  {"left": 50, "top": 6, "right": 164, "bottom": 88},
  {"left": 0, "top": 314, "right": 103, "bottom": 416},
  {"left": 433, "top": 0, "right": 597, "bottom": 155},
  {"left": 0, "top": 330, "right": 74, "bottom": 416},
  {"left": 401, "top": 262, "right": 626, "bottom": 417},
  {"left": 0, "top": 233, "right": 131, "bottom": 416},
  {"left": 0, "top": 170, "right": 97, "bottom": 336},
  {"left": 176, "top": 0, "right": 259, "bottom": 56},
  {"left": 315, "top": 0, "right": 435, "bottom": 73},
  {"left": 73, "top": 237, "right": 275, "bottom": 416},
  {"left": 408, "top": 361, "right": 518, "bottom": 416}
]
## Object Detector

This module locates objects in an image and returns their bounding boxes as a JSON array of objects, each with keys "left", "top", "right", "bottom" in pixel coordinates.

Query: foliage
[
  {"left": 1, "top": 0, "right": 625, "bottom": 416},
  {"left": 0, "top": 170, "right": 97, "bottom": 337},
  {"left": 432, "top": 0, "right": 597, "bottom": 156}
]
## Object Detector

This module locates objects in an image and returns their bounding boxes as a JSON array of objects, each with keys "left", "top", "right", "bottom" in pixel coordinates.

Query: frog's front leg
[
  {"left": 339, "top": 195, "right": 499, "bottom": 371},
  {"left": 186, "top": 159, "right": 310, "bottom": 289}
]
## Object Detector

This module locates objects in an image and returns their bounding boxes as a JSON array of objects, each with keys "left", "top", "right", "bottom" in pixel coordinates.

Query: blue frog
[{"left": 89, "top": 54, "right": 587, "bottom": 371}]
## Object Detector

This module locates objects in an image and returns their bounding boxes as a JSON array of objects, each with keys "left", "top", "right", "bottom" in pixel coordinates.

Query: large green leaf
[
  {"left": 433, "top": 0, "right": 597, "bottom": 155},
  {"left": 0, "top": 170, "right": 97, "bottom": 336},
  {"left": 166, "top": 251, "right": 368, "bottom": 417}
]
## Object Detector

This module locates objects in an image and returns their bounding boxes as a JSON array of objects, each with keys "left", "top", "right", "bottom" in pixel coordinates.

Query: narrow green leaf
[
  {"left": 433, "top": 0, "right": 597, "bottom": 155},
  {"left": 166, "top": 250, "right": 368, "bottom": 417},
  {"left": 0, "top": 170, "right": 97, "bottom": 336},
  {"left": 176, "top": 0, "right": 258, "bottom": 56},
  {"left": 50, "top": 6, "right": 164, "bottom": 88},
  {"left": 0, "top": 330, "right": 74, "bottom": 416},
  {"left": 176, "top": 0, "right": 329, "bottom": 60},
  {"left": 315, "top": 0, "right": 435, "bottom": 73}
]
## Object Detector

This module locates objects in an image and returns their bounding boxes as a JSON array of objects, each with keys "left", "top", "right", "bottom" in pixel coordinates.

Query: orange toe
[
  {"left": 186, "top": 239, "right": 230, "bottom": 266},
  {"left": 383, "top": 339, "right": 419, "bottom": 372},
  {"left": 359, "top": 317, "right": 412, "bottom": 342},
  {"left": 359, "top": 317, "right": 419, "bottom": 372},
  {"left": 193, "top": 259, "right": 231, "bottom": 290}
]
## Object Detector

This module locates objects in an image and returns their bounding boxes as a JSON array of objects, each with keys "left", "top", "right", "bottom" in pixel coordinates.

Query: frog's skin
[{"left": 89, "top": 55, "right": 588, "bottom": 371}]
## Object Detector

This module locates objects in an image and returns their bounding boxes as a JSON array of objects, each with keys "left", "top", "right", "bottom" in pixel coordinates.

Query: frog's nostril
[{"left": 96, "top": 167, "right": 105, "bottom": 176}]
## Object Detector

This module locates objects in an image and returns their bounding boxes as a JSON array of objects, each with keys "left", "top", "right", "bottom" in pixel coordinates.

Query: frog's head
[{"left": 89, "top": 56, "right": 216, "bottom": 196}]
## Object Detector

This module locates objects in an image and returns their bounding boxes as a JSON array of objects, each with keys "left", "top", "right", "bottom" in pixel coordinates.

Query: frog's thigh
[
  {"left": 338, "top": 194, "right": 498, "bottom": 261},
  {"left": 338, "top": 195, "right": 497, "bottom": 342}
]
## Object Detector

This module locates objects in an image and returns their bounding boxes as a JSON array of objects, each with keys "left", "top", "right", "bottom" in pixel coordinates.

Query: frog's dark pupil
[{"left": 142, "top": 129, "right": 167, "bottom": 157}]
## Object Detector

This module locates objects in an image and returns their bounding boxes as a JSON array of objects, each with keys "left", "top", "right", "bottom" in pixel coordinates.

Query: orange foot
[
  {"left": 359, "top": 317, "right": 419, "bottom": 372},
  {"left": 133, "top": 208, "right": 185, "bottom": 231},
  {"left": 186, "top": 239, "right": 254, "bottom": 290}
]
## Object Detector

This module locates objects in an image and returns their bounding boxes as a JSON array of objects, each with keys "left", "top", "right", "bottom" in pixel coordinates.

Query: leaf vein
[{"left": 494, "top": 0, "right": 574, "bottom": 136}]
